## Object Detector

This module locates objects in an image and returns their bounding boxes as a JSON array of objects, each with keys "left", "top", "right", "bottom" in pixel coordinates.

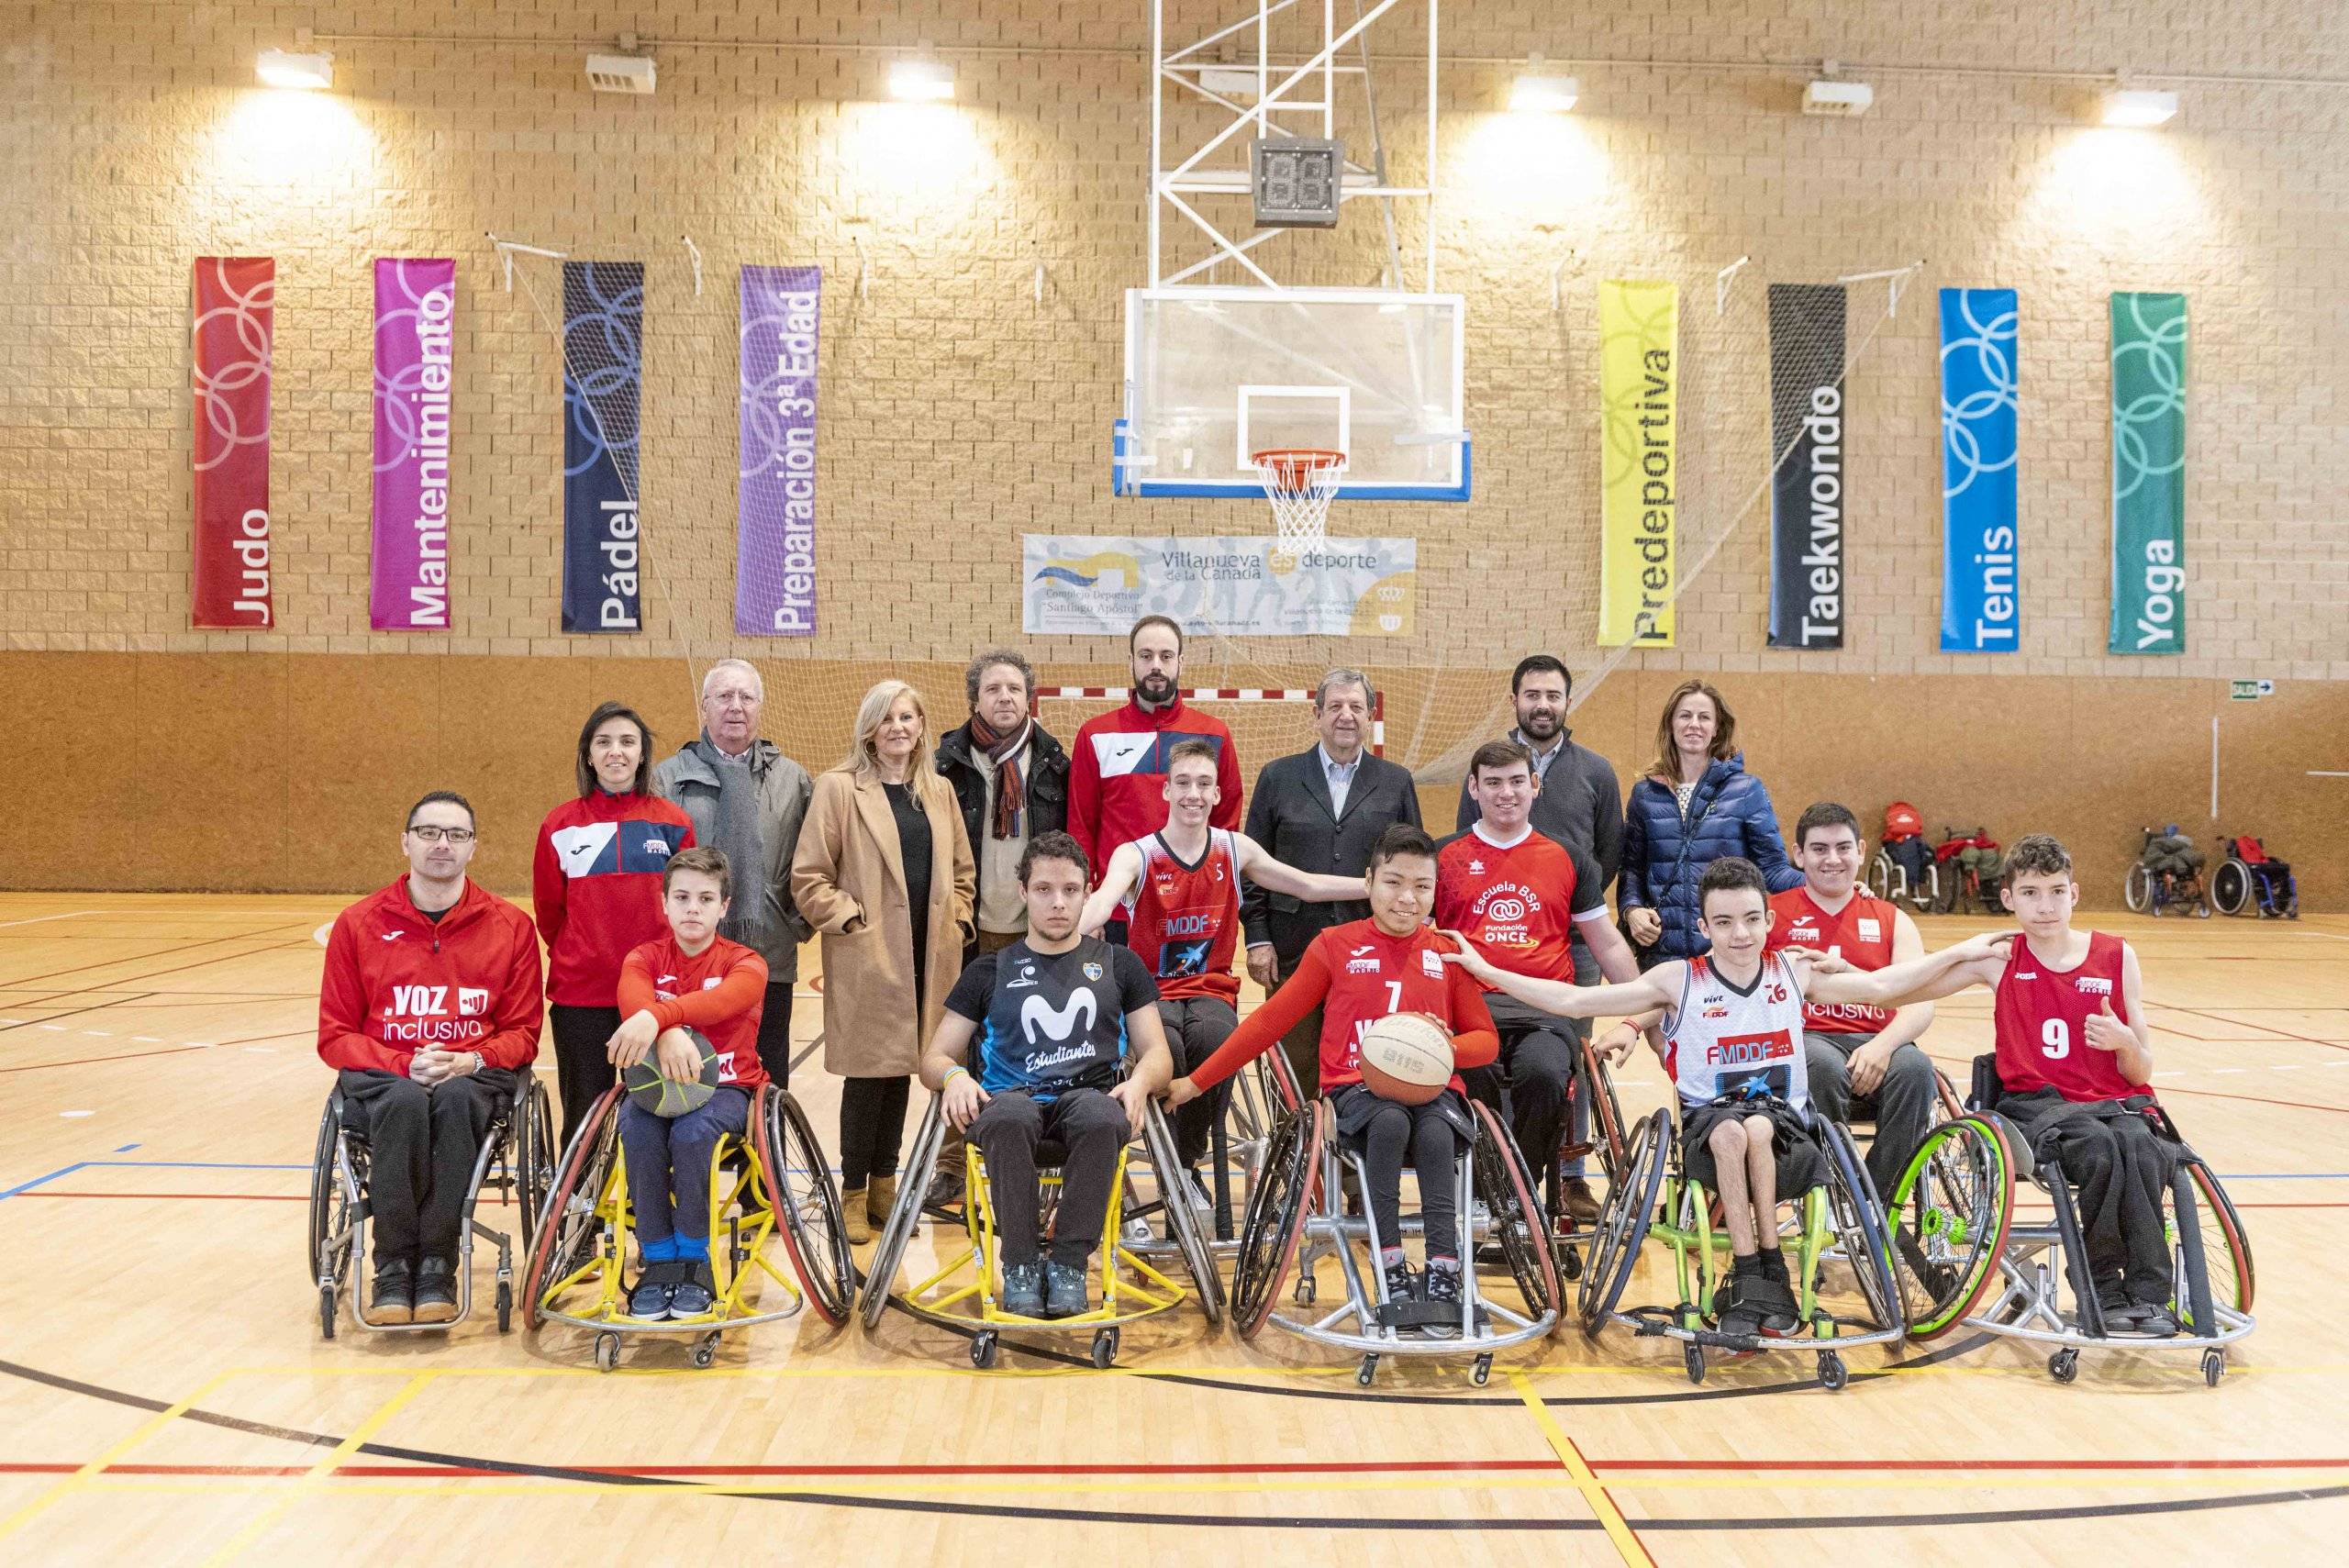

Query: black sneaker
[
  {"left": 668, "top": 1262, "right": 716, "bottom": 1318},
  {"left": 370, "top": 1258, "right": 416, "bottom": 1324},
  {"left": 1421, "top": 1262, "right": 1464, "bottom": 1339},
  {"left": 1043, "top": 1261, "right": 1089, "bottom": 1319},
  {"left": 924, "top": 1167, "right": 964, "bottom": 1213},
  {"left": 1712, "top": 1271, "right": 1763, "bottom": 1338},
  {"left": 1382, "top": 1259, "right": 1418, "bottom": 1305},
  {"left": 2131, "top": 1302, "right": 2179, "bottom": 1338},
  {"left": 412, "top": 1256, "right": 459, "bottom": 1324},
  {"left": 1000, "top": 1261, "right": 1045, "bottom": 1318}
]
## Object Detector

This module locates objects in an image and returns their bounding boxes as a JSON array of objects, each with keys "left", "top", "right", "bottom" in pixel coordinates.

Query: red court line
[
  {"left": 2157, "top": 1085, "right": 2349, "bottom": 1118},
  {"left": 0, "top": 1045, "right": 213, "bottom": 1074},
  {"left": 2161, "top": 1006, "right": 2349, "bottom": 1054}
]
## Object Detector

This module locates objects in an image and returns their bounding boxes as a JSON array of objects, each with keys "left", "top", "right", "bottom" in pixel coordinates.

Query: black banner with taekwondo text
[{"left": 1766, "top": 283, "right": 1847, "bottom": 650}]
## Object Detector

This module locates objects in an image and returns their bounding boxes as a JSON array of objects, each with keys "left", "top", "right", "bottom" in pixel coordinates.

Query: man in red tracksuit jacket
[
  {"left": 1066, "top": 615, "right": 1242, "bottom": 900},
  {"left": 317, "top": 790, "right": 544, "bottom": 1325}
]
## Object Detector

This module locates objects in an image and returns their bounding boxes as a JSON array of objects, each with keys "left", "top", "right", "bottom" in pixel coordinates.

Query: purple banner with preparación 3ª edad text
[{"left": 736, "top": 265, "right": 820, "bottom": 636}]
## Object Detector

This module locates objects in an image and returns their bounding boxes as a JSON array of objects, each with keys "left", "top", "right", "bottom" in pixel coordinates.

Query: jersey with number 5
[{"left": 1992, "top": 930, "right": 2146, "bottom": 1103}]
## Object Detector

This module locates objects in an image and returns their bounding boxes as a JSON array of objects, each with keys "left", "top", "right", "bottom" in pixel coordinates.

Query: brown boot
[
  {"left": 869, "top": 1175, "right": 902, "bottom": 1232},
  {"left": 841, "top": 1185, "right": 872, "bottom": 1246},
  {"left": 1560, "top": 1176, "right": 1602, "bottom": 1224}
]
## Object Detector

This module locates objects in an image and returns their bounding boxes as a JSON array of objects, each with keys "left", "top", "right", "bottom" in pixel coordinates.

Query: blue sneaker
[
  {"left": 1043, "top": 1261, "right": 1090, "bottom": 1319},
  {"left": 1001, "top": 1261, "right": 1046, "bottom": 1318},
  {"left": 628, "top": 1265, "right": 675, "bottom": 1320},
  {"left": 668, "top": 1264, "right": 716, "bottom": 1318}
]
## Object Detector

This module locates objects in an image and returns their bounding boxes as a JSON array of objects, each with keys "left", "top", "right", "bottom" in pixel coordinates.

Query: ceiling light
[
  {"left": 1509, "top": 64, "right": 1578, "bottom": 114},
  {"left": 1802, "top": 79, "right": 1874, "bottom": 117},
  {"left": 889, "top": 59, "right": 956, "bottom": 102},
  {"left": 2101, "top": 88, "right": 2178, "bottom": 128},
  {"left": 586, "top": 53, "right": 657, "bottom": 95},
  {"left": 256, "top": 49, "right": 333, "bottom": 91}
]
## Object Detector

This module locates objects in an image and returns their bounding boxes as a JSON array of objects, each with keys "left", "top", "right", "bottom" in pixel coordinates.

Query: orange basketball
[{"left": 1356, "top": 1013, "right": 1454, "bottom": 1106}]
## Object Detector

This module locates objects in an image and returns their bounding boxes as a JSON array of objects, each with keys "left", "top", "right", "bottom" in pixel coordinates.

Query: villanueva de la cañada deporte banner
[
  {"left": 371, "top": 258, "right": 456, "bottom": 630},
  {"left": 1596, "top": 279, "right": 1677, "bottom": 648},
  {"left": 191, "top": 257, "right": 274, "bottom": 628},
  {"left": 1766, "top": 283, "right": 1847, "bottom": 650},
  {"left": 2110, "top": 292, "right": 2187, "bottom": 655},
  {"left": 736, "top": 265, "right": 820, "bottom": 637},
  {"left": 1939, "top": 287, "right": 2020, "bottom": 653},
  {"left": 561, "top": 261, "right": 644, "bottom": 634}
]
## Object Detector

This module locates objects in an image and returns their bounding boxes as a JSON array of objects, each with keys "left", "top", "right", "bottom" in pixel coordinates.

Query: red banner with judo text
[{"left": 191, "top": 256, "right": 275, "bottom": 628}]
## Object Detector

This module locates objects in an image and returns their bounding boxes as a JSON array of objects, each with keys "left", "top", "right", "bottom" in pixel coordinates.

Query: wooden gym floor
[{"left": 1, "top": 891, "right": 2344, "bottom": 1565}]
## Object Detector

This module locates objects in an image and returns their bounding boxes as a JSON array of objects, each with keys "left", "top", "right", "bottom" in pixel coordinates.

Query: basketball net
[{"left": 1253, "top": 448, "right": 1345, "bottom": 552}]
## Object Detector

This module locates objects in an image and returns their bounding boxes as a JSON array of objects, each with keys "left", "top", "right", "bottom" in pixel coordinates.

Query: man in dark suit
[
  {"left": 1453, "top": 653, "right": 1624, "bottom": 1219},
  {"left": 1241, "top": 669, "right": 1425, "bottom": 1094}
]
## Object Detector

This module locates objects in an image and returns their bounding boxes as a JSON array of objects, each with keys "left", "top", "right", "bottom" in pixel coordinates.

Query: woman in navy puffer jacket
[{"left": 1619, "top": 680, "right": 1802, "bottom": 964}]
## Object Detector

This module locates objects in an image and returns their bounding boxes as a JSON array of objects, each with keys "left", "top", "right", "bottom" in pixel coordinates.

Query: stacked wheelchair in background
[
  {"left": 2125, "top": 825, "right": 2211, "bottom": 917},
  {"left": 2210, "top": 833, "right": 2299, "bottom": 918},
  {"left": 1866, "top": 805, "right": 2006, "bottom": 916}
]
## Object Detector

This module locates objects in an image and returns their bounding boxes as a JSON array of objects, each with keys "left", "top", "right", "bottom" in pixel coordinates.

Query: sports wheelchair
[
  {"left": 1867, "top": 801, "right": 1939, "bottom": 910},
  {"left": 861, "top": 1084, "right": 1222, "bottom": 1370},
  {"left": 1932, "top": 827, "right": 2004, "bottom": 915},
  {"left": 1230, "top": 1078, "right": 1561, "bottom": 1387},
  {"left": 521, "top": 1083, "right": 855, "bottom": 1371},
  {"left": 2211, "top": 834, "right": 2298, "bottom": 919},
  {"left": 1932, "top": 1056, "right": 2254, "bottom": 1385},
  {"left": 307, "top": 1069, "right": 554, "bottom": 1338},
  {"left": 1576, "top": 1093, "right": 1903, "bottom": 1390},
  {"left": 2123, "top": 826, "right": 2210, "bottom": 917}
]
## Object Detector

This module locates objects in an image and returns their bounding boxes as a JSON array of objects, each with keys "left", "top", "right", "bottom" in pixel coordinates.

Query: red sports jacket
[
  {"left": 317, "top": 877, "right": 546, "bottom": 1075},
  {"left": 1066, "top": 697, "right": 1241, "bottom": 881}
]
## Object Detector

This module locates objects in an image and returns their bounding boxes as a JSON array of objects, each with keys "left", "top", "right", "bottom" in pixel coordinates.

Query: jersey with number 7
[{"left": 1992, "top": 930, "right": 2149, "bottom": 1102}]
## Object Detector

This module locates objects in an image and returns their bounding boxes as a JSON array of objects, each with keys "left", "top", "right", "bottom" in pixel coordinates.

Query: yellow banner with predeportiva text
[{"left": 1597, "top": 279, "right": 1678, "bottom": 647}]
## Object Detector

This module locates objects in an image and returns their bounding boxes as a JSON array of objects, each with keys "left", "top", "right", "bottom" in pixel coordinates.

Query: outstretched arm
[
  {"left": 1806, "top": 931, "right": 2009, "bottom": 1009},
  {"left": 1078, "top": 842, "right": 1145, "bottom": 937},
  {"left": 1234, "top": 833, "right": 1360, "bottom": 903},
  {"left": 1440, "top": 932, "right": 1682, "bottom": 1019}
]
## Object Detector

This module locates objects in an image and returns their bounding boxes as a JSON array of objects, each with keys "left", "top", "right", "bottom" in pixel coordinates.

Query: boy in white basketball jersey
[{"left": 1446, "top": 858, "right": 2006, "bottom": 1332}]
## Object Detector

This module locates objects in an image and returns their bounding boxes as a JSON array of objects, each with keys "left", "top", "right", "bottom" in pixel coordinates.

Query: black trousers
[
  {"left": 839, "top": 1073, "right": 912, "bottom": 1188},
  {"left": 337, "top": 1067, "right": 516, "bottom": 1264},
  {"left": 755, "top": 981, "right": 795, "bottom": 1092},
  {"left": 969, "top": 1087, "right": 1129, "bottom": 1268},
  {"left": 1271, "top": 949, "right": 1325, "bottom": 1100},
  {"left": 1337, "top": 1086, "right": 1469, "bottom": 1264},
  {"left": 1156, "top": 995, "right": 1238, "bottom": 1166},
  {"left": 549, "top": 1004, "right": 620, "bottom": 1155},
  {"left": 2001, "top": 1089, "right": 2178, "bottom": 1307}
]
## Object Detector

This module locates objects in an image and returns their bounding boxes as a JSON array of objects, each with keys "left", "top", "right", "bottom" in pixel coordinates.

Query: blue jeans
[{"left": 619, "top": 1086, "right": 751, "bottom": 1245}]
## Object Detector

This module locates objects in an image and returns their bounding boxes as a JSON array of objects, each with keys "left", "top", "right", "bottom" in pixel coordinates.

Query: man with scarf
[
  {"left": 929, "top": 648, "right": 1070, "bottom": 1206},
  {"left": 652, "top": 658, "right": 815, "bottom": 1089}
]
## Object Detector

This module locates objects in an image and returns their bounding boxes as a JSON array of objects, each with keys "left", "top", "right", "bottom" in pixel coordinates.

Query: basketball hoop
[{"left": 1252, "top": 448, "right": 1345, "bottom": 551}]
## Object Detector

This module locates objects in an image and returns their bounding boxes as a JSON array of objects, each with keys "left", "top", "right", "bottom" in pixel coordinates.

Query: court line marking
[
  {"left": 1508, "top": 1369, "right": 1654, "bottom": 1565},
  {"left": 196, "top": 1373, "right": 436, "bottom": 1567},
  {"left": 0, "top": 1160, "right": 311, "bottom": 1202},
  {"left": 0, "top": 1370, "right": 237, "bottom": 1546},
  {"left": 0, "top": 910, "right": 99, "bottom": 929}
]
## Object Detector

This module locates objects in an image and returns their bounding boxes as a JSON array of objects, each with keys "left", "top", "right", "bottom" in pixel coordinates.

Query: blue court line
[{"left": 0, "top": 1159, "right": 310, "bottom": 1201}]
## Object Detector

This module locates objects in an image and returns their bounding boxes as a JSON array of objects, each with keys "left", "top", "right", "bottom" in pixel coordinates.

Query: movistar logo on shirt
[{"left": 1021, "top": 990, "right": 1097, "bottom": 1042}]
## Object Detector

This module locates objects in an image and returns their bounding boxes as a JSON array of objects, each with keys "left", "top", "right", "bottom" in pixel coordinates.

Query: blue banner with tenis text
[
  {"left": 1938, "top": 287, "right": 2020, "bottom": 653},
  {"left": 561, "top": 261, "right": 644, "bottom": 634}
]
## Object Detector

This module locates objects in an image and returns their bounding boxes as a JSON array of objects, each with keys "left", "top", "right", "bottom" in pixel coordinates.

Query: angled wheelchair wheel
[
  {"left": 757, "top": 1085, "right": 856, "bottom": 1329},
  {"left": 518, "top": 1076, "right": 556, "bottom": 1238},
  {"left": 1230, "top": 1100, "right": 1323, "bottom": 1340},
  {"left": 306, "top": 1091, "right": 347, "bottom": 1286},
  {"left": 1575, "top": 1034, "right": 1630, "bottom": 1184},
  {"left": 1887, "top": 1115, "right": 2012, "bottom": 1340},
  {"left": 1578, "top": 1108, "right": 1668, "bottom": 1337},
  {"left": 2210, "top": 860, "right": 2251, "bottom": 917},
  {"left": 1820, "top": 1119, "right": 1902, "bottom": 1334},
  {"left": 521, "top": 1087, "right": 622, "bottom": 1330},
  {"left": 1263, "top": 1044, "right": 1307, "bottom": 1117},
  {"left": 2123, "top": 863, "right": 2152, "bottom": 914},
  {"left": 1866, "top": 850, "right": 1894, "bottom": 902},
  {"left": 2178, "top": 1156, "right": 2254, "bottom": 1320},
  {"left": 861, "top": 1099, "right": 946, "bottom": 1330},
  {"left": 1142, "top": 1101, "right": 1225, "bottom": 1326},
  {"left": 1471, "top": 1102, "right": 1562, "bottom": 1325}
]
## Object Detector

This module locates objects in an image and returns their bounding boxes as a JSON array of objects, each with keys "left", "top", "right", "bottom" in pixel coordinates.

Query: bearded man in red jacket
[{"left": 317, "top": 790, "right": 545, "bottom": 1325}]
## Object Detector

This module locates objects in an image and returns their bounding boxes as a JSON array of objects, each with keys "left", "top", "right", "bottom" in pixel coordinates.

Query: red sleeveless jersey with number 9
[{"left": 1992, "top": 930, "right": 2147, "bottom": 1102}]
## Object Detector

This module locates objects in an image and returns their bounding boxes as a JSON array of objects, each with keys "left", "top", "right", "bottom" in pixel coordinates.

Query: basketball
[
  {"left": 1355, "top": 1013, "right": 1455, "bottom": 1106},
  {"left": 624, "top": 1029, "right": 720, "bottom": 1118}
]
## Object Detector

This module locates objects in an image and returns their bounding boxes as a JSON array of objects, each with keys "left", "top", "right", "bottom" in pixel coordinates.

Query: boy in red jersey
[
  {"left": 1839, "top": 834, "right": 2178, "bottom": 1333},
  {"left": 606, "top": 847, "right": 771, "bottom": 1321},
  {"left": 1763, "top": 801, "right": 1942, "bottom": 1200},
  {"left": 1081, "top": 739, "right": 1361, "bottom": 1166},
  {"left": 1167, "top": 824, "right": 1500, "bottom": 1319},
  {"left": 1437, "top": 740, "right": 1645, "bottom": 1222}
]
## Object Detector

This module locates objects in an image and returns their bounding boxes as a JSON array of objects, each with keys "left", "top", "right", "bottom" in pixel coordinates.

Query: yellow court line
[
  {"left": 0, "top": 1369, "right": 239, "bottom": 1546},
  {"left": 197, "top": 1371, "right": 438, "bottom": 1567},
  {"left": 1508, "top": 1370, "right": 1655, "bottom": 1568}
]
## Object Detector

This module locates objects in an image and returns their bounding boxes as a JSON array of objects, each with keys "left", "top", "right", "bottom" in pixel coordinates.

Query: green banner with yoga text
[
  {"left": 2110, "top": 292, "right": 2187, "bottom": 654},
  {"left": 1597, "top": 279, "right": 1678, "bottom": 647}
]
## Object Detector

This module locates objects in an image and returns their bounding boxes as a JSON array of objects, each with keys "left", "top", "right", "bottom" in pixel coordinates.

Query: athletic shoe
[
  {"left": 923, "top": 1168, "right": 964, "bottom": 1213},
  {"left": 1000, "top": 1261, "right": 1046, "bottom": 1318},
  {"left": 1558, "top": 1177, "right": 1602, "bottom": 1224},
  {"left": 1712, "top": 1273, "right": 1764, "bottom": 1338},
  {"left": 668, "top": 1264, "right": 716, "bottom": 1318},
  {"left": 370, "top": 1258, "right": 415, "bottom": 1325},
  {"left": 1043, "top": 1261, "right": 1089, "bottom": 1319},
  {"left": 628, "top": 1268, "right": 675, "bottom": 1320},
  {"left": 1382, "top": 1259, "right": 1418, "bottom": 1305},
  {"left": 2130, "top": 1302, "right": 2180, "bottom": 1338},
  {"left": 411, "top": 1257, "right": 459, "bottom": 1324},
  {"left": 2098, "top": 1296, "right": 2146, "bottom": 1330},
  {"left": 1421, "top": 1262, "right": 1464, "bottom": 1339}
]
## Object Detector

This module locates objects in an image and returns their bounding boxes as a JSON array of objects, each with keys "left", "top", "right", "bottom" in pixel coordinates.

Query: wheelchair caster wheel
[
  {"left": 595, "top": 1332, "right": 620, "bottom": 1373},
  {"left": 2202, "top": 1350, "right": 2225, "bottom": 1387},
  {"left": 1559, "top": 1246, "right": 1583, "bottom": 1283},
  {"left": 1683, "top": 1344, "right": 1707, "bottom": 1385},
  {"left": 1356, "top": 1355, "right": 1379, "bottom": 1387},
  {"left": 1295, "top": 1277, "right": 1317, "bottom": 1307},
  {"left": 2048, "top": 1350, "right": 2078, "bottom": 1384},
  {"left": 1090, "top": 1329, "right": 1119, "bottom": 1370},
  {"left": 971, "top": 1331, "right": 999, "bottom": 1370},
  {"left": 318, "top": 1286, "right": 338, "bottom": 1340},
  {"left": 495, "top": 1281, "right": 513, "bottom": 1334},
  {"left": 1817, "top": 1351, "right": 1848, "bottom": 1392},
  {"left": 1472, "top": 1354, "right": 1493, "bottom": 1387},
  {"left": 693, "top": 1334, "right": 719, "bottom": 1370}
]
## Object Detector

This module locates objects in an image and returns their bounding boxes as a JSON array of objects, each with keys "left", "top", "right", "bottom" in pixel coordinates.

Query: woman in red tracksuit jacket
[
  {"left": 533, "top": 702, "right": 696, "bottom": 1150},
  {"left": 317, "top": 790, "right": 544, "bottom": 1325}
]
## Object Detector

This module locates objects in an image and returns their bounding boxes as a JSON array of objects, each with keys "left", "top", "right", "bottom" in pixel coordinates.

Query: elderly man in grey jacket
[{"left": 652, "top": 658, "right": 814, "bottom": 1087}]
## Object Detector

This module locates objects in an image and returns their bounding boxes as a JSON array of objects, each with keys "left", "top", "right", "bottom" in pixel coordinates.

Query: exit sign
[{"left": 2231, "top": 679, "right": 2275, "bottom": 701}]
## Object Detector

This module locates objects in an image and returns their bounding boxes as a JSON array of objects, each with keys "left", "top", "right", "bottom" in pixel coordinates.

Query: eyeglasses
[{"left": 406, "top": 825, "right": 477, "bottom": 844}]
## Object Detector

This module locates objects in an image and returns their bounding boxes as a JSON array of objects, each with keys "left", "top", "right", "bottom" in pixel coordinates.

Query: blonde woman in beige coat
[{"left": 791, "top": 680, "right": 975, "bottom": 1241}]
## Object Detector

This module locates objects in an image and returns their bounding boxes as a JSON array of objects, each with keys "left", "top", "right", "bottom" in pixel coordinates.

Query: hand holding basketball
[
  {"left": 653, "top": 1029, "right": 703, "bottom": 1083},
  {"left": 2084, "top": 997, "right": 2131, "bottom": 1054},
  {"left": 607, "top": 1009, "right": 660, "bottom": 1070},
  {"left": 1357, "top": 1012, "right": 1454, "bottom": 1106}
]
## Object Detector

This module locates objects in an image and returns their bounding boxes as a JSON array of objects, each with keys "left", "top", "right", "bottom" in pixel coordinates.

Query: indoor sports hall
[{"left": 3, "top": 4, "right": 2346, "bottom": 1564}]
